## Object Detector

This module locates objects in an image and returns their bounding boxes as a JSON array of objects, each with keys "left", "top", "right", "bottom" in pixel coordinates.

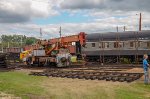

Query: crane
[{"left": 20, "top": 32, "right": 86, "bottom": 67}]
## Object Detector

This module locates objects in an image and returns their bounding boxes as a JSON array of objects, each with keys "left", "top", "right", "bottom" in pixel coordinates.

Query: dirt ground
[
  {"left": 41, "top": 77, "right": 128, "bottom": 99},
  {"left": 0, "top": 92, "right": 21, "bottom": 99},
  {"left": 125, "top": 67, "right": 144, "bottom": 73}
]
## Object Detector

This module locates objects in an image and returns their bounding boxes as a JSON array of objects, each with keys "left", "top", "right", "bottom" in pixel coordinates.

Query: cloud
[
  {"left": 0, "top": 0, "right": 150, "bottom": 39},
  {"left": 1, "top": 15, "right": 150, "bottom": 39},
  {"left": 60, "top": 0, "right": 150, "bottom": 11},
  {"left": 0, "top": 0, "right": 59, "bottom": 23}
]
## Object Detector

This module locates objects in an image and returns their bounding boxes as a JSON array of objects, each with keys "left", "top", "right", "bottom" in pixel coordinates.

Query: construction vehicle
[{"left": 20, "top": 32, "right": 86, "bottom": 67}]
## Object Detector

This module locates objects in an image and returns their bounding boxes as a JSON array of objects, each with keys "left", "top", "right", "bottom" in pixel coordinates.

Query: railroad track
[{"left": 29, "top": 69, "right": 143, "bottom": 83}]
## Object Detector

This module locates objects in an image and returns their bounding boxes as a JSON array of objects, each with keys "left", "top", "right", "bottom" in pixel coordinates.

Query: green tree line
[{"left": 0, "top": 35, "right": 38, "bottom": 48}]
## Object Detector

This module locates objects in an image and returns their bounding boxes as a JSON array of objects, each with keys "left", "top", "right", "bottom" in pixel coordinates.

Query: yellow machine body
[{"left": 20, "top": 50, "right": 31, "bottom": 60}]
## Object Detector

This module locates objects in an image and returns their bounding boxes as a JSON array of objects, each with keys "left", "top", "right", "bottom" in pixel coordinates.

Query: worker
[{"left": 143, "top": 54, "right": 149, "bottom": 84}]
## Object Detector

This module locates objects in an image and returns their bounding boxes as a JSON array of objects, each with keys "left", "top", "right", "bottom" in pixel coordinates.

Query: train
[
  {"left": 82, "top": 30, "right": 150, "bottom": 64},
  {"left": 2, "top": 30, "right": 150, "bottom": 65}
]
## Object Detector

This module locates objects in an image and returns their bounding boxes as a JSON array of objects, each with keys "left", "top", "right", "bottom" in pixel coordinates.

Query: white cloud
[
  {"left": 0, "top": 0, "right": 59, "bottom": 23},
  {"left": 60, "top": 0, "right": 150, "bottom": 11},
  {"left": 0, "top": 0, "right": 150, "bottom": 39},
  {"left": 1, "top": 16, "right": 150, "bottom": 39}
]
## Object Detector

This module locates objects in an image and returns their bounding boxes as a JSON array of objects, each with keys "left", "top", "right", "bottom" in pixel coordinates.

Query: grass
[
  {"left": 116, "top": 82, "right": 150, "bottom": 99},
  {"left": 0, "top": 71, "right": 47, "bottom": 99},
  {"left": 0, "top": 71, "right": 150, "bottom": 99}
]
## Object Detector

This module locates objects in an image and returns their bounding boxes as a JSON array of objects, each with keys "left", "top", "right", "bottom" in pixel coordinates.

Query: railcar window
[
  {"left": 138, "top": 41, "right": 140, "bottom": 47},
  {"left": 107, "top": 42, "right": 109, "bottom": 48},
  {"left": 147, "top": 42, "right": 150, "bottom": 48},
  {"left": 123, "top": 42, "right": 125, "bottom": 47},
  {"left": 92, "top": 43, "right": 95, "bottom": 47},
  {"left": 119, "top": 42, "right": 124, "bottom": 48},
  {"left": 130, "top": 42, "right": 134, "bottom": 47},
  {"left": 99, "top": 43, "right": 101, "bottom": 48},
  {"left": 99, "top": 42, "right": 105, "bottom": 48},
  {"left": 114, "top": 42, "right": 119, "bottom": 48},
  {"left": 105, "top": 42, "right": 109, "bottom": 48}
]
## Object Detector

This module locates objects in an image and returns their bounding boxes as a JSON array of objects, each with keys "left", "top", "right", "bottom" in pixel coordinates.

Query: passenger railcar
[{"left": 83, "top": 30, "right": 150, "bottom": 64}]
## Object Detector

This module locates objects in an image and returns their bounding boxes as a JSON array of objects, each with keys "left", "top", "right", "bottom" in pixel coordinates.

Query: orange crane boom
[{"left": 48, "top": 32, "right": 86, "bottom": 46}]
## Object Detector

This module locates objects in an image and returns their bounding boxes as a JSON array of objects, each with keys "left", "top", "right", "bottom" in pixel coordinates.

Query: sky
[{"left": 0, "top": 0, "right": 150, "bottom": 39}]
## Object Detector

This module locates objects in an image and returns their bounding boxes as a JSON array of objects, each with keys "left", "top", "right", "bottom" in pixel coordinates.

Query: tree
[
  {"left": 0, "top": 35, "right": 37, "bottom": 48},
  {"left": 25, "top": 37, "right": 37, "bottom": 45},
  {"left": 25, "top": 39, "right": 34, "bottom": 45}
]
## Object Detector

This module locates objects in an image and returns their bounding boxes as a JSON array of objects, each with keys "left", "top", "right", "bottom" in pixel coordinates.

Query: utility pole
[
  {"left": 123, "top": 26, "right": 126, "bottom": 31},
  {"left": 116, "top": 26, "right": 119, "bottom": 32},
  {"left": 40, "top": 28, "right": 42, "bottom": 40},
  {"left": 20, "top": 35, "right": 23, "bottom": 47},
  {"left": 139, "top": 13, "right": 142, "bottom": 31},
  {"left": 59, "top": 26, "right": 62, "bottom": 38},
  {"left": 58, "top": 26, "right": 62, "bottom": 47},
  {"left": 116, "top": 27, "right": 119, "bottom": 64},
  {"left": 8, "top": 42, "right": 9, "bottom": 48},
  {"left": 0, "top": 36, "right": 3, "bottom": 53}
]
